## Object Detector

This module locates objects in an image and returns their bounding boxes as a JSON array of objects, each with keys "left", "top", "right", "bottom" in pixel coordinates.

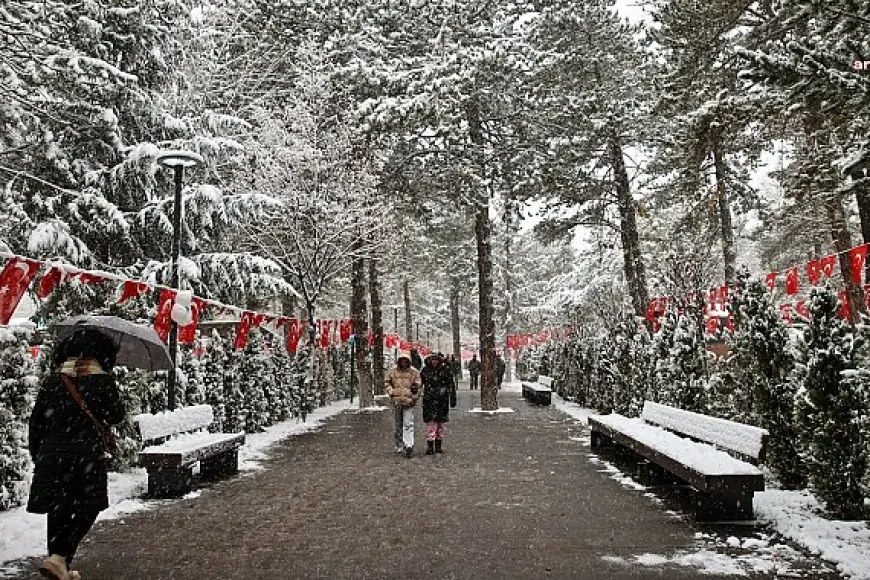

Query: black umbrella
[{"left": 54, "top": 315, "right": 173, "bottom": 372}]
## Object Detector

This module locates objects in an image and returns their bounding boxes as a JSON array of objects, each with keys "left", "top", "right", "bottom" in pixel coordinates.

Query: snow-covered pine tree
[
  {"left": 180, "top": 343, "right": 206, "bottom": 407},
  {"left": 651, "top": 306, "right": 679, "bottom": 403},
  {"left": 270, "top": 342, "right": 293, "bottom": 423},
  {"left": 237, "top": 329, "right": 269, "bottom": 433},
  {"left": 222, "top": 340, "right": 245, "bottom": 434},
  {"left": 794, "top": 287, "right": 869, "bottom": 518},
  {"left": 665, "top": 308, "right": 709, "bottom": 413},
  {"left": 202, "top": 331, "right": 228, "bottom": 433},
  {"left": 729, "top": 274, "right": 806, "bottom": 488},
  {"left": 521, "top": 0, "right": 651, "bottom": 319},
  {"left": 257, "top": 333, "right": 280, "bottom": 427},
  {"left": 0, "top": 326, "right": 37, "bottom": 510}
]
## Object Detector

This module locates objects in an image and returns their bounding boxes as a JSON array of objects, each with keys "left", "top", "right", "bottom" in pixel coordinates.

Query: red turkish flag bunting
[
  {"left": 806, "top": 259, "right": 821, "bottom": 286},
  {"left": 118, "top": 281, "right": 151, "bottom": 304},
  {"left": 705, "top": 316, "right": 719, "bottom": 335},
  {"left": 785, "top": 267, "right": 799, "bottom": 295},
  {"left": 718, "top": 285, "right": 729, "bottom": 307},
  {"left": 708, "top": 288, "right": 717, "bottom": 309},
  {"left": 178, "top": 297, "right": 207, "bottom": 344},
  {"left": 780, "top": 303, "right": 793, "bottom": 324},
  {"left": 765, "top": 272, "right": 778, "bottom": 292},
  {"left": 153, "top": 289, "right": 176, "bottom": 343},
  {"left": 725, "top": 315, "right": 736, "bottom": 333},
  {"left": 849, "top": 244, "right": 868, "bottom": 283},
  {"left": 36, "top": 266, "right": 65, "bottom": 299},
  {"left": 838, "top": 290, "right": 851, "bottom": 320},
  {"left": 319, "top": 320, "right": 331, "bottom": 348},
  {"left": 385, "top": 333, "right": 400, "bottom": 349},
  {"left": 340, "top": 319, "right": 353, "bottom": 343},
  {"left": 796, "top": 300, "right": 810, "bottom": 319},
  {"left": 234, "top": 311, "right": 260, "bottom": 350},
  {"left": 286, "top": 318, "right": 302, "bottom": 353},
  {"left": 75, "top": 272, "right": 107, "bottom": 285},
  {"left": 0, "top": 257, "right": 41, "bottom": 324},
  {"left": 821, "top": 255, "right": 838, "bottom": 278}
]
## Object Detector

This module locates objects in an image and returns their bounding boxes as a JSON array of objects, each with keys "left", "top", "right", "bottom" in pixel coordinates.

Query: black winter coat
[
  {"left": 27, "top": 373, "right": 126, "bottom": 514},
  {"left": 421, "top": 361, "right": 457, "bottom": 423}
]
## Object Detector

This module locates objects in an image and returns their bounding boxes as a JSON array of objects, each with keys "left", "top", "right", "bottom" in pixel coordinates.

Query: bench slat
[
  {"left": 537, "top": 375, "right": 554, "bottom": 388},
  {"left": 641, "top": 402, "right": 768, "bottom": 460},
  {"left": 134, "top": 405, "right": 214, "bottom": 442}
]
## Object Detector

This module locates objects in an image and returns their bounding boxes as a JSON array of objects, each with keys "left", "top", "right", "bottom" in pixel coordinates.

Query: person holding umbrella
[
  {"left": 28, "top": 327, "right": 125, "bottom": 580},
  {"left": 26, "top": 315, "right": 172, "bottom": 580}
]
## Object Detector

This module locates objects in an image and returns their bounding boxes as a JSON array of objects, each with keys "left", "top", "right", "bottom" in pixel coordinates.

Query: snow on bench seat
[
  {"left": 134, "top": 405, "right": 214, "bottom": 442},
  {"left": 641, "top": 401, "right": 768, "bottom": 461},
  {"left": 138, "top": 431, "right": 245, "bottom": 469},
  {"left": 133, "top": 404, "right": 245, "bottom": 498},
  {"left": 592, "top": 414, "right": 762, "bottom": 477},
  {"left": 524, "top": 383, "right": 552, "bottom": 392}
]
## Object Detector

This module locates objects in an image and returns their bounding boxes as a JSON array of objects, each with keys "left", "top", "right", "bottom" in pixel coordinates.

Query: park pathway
[{"left": 9, "top": 383, "right": 841, "bottom": 579}]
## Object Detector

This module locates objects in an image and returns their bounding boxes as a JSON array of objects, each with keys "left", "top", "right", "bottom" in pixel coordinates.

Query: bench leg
[
  {"left": 147, "top": 466, "right": 193, "bottom": 499},
  {"left": 590, "top": 430, "right": 610, "bottom": 449},
  {"left": 695, "top": 492, "right": 755, "bottom": 522},
  {"left": 201, "top": 449, "right": 239, "bottom": 480}
]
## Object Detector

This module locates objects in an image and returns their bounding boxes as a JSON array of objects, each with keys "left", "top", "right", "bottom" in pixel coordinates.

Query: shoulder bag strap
[{"left": 60, "top": 373, "right": 111, "bottom": 439}]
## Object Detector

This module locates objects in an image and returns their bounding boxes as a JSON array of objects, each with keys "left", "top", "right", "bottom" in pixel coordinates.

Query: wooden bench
[
  {"left": 134, "top": 405, "right": 245, "bottom": 498},
  {"left": 588, "top": 401, "right": 768, "bottom": 521},
  {"left": 521, "top": 375, "right": 553, "bottom": 406}
]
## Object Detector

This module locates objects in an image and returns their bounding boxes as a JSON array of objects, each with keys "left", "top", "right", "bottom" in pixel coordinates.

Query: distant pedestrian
[
  {"left": 448, "top": 354, "right": 461, "bottom": 385},
  {"left": 420, "top": 353, "right": 457, "bottom": 454},
  {"left": 386, "top": 351, "right": 422, "bottom": 458},
  {"left": 410, "top": 348, "right": 423, "bottom": 370},
  {"left": 467, "top": 353, "right": 481, "bottom": 389},
  {"left": 28, "top": 329, "right": 126, "bottom": 580},
  {"left": 495, "top": 352, "right": 506, "bottom": 389}
]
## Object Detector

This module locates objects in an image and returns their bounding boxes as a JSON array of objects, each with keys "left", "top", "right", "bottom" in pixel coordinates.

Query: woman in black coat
[
  {"left": 420, "top": 353, "right": 457, "bottom": 455},
  {"left": 28, "top": 329, "right": 126, "bottom": 580}
]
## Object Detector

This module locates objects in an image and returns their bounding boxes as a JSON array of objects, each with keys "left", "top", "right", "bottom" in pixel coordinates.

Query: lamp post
[{"left": 156, "top": 149, "right": 204, "bottom": 411}]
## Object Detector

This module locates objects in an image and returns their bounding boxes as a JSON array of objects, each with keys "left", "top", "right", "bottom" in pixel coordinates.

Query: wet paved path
[{"left": 9, "top": 383, "right": 841, "bottom": 579}]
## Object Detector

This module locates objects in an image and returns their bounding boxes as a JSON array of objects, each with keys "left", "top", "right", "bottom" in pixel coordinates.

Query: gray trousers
[{"left": 393, "top": 405, "right": 414, "bottom": 449}]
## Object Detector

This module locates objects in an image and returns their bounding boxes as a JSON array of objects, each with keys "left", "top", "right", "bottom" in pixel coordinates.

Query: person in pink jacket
[{"left": 386, "top": 351, "right": 422, "bottom": 457}]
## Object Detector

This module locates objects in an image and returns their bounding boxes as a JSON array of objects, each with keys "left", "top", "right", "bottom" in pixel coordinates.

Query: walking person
[
  {"left": 28, "top": 329, "right": 126, "bottom": 580},
  {"left": 409, "top": 347, "right": 423, "bottom": 370},
  {"left": 448, "top": 354, "right": 461, "bottom": 386},
  {"left": 467, "top": 353, "right": 481, "bottom": 390},
  {"left": 386, "top": 351, "right": 422, "bottom": 458},
  {"left": 495, "top": 352, "right": 506, "bottom": 390},
  {"left": 420, "top": 353, "right": 457, "bottom": 455}
]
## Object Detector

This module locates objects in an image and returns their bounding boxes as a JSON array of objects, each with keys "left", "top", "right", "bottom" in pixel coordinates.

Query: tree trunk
[
  {"left": 610, "top": 130, "right": 649, "bottom": 319},
  {"left": 712, "top": 143, "right": 737, "bottom": 284},
  {"left": 403, "top": 279, "right": 412, "bottom": 341},
  {"left": 450, "top": 277, "right": 462, "bottom": 378},
  {"left": 849, "top": 170, "right": 870, "bottom": 282},
  {"left": 823, "top": 192, "right": 866, "bottom": 322},
  {"left": 351, "top": 251, "right": 373, "bottom": 407},
  {"left": 502, "top": 198, "right": 517, "bottom": 383},
  {"left": 369, "top": 258, "right": 385, "bottom": 396},
  {"left": 467, "top": 98, "right": 498, "bottom": 410}
]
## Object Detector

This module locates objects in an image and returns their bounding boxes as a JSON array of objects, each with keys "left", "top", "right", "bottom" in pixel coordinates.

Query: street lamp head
[{"left": 156, "top": 149, "right": 204, "bottom": 169}]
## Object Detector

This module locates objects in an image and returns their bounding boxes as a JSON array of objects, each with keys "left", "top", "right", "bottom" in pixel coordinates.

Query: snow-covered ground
[
  {"left": 0, "top": 398, "right": 353, "bottom": 575},
  {"left": 556, "top": 395, "right": 870, "bottom": 579}
]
